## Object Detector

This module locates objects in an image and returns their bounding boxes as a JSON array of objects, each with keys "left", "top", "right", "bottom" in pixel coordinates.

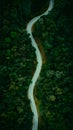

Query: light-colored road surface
[{"left": 26, "top": 0, "right": 54, "bottom": 130}]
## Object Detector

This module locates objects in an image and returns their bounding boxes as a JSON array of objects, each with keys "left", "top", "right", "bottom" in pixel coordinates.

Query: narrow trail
[{"left": 26, "top": 0, "right": 54, "bottom": 130}]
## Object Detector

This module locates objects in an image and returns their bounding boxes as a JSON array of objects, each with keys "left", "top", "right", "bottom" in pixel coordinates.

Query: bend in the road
[{"left": 26, "top": 0, "right": 54, "bottom": 130}]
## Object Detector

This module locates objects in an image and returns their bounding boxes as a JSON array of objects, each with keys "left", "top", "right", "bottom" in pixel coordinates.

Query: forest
[
  {"left": 0, "top": 0, "right": 49, "bottom": 130},
  {"left": 33, "top": 0, "right": 73, "bottom": 130},
  {"left": 0, "top": 0, "right": 73, "bottom": 130}
]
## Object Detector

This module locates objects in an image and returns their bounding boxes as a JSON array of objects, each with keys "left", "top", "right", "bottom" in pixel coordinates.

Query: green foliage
[
  {"left": 5, "top": 37, "right": 11, "bottom": 43},
  {"left": 33, "top": 0, "right": 73, "bottom": 129},
  {"left": 0, "top": 0, "right": 41, "bottom": 129},
  {"left": 0, "top": 28, "right": 35, "bottom": 129},
  {"left": 10, "top": 32, "right": 17, "bottom": 38}
]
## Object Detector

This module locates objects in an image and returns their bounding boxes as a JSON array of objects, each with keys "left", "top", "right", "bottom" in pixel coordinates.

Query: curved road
[{"left": 26, "top": 0, "right": 54, "bottom": 130}]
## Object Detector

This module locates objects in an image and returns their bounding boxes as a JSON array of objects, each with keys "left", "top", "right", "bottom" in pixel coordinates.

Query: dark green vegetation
[
  {"left": 0, "top": 2, "right": 35, "bottom": 130},
  {"left": 33, "top": 0, "right": 73, "bottom": 129},
  {"left": 0, "top": 31, "right": 34, "bottom": 130},
  {"left": 0, "top": 0, "right": 49, "bottom": 130}
]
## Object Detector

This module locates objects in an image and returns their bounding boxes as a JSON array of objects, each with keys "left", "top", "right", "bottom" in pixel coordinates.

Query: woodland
[
  {"left": 33, "top": 0, "right": 73, "bottom": 130},
  {"left": 0, "top": 0, "right": 73, "bottom": 130}
]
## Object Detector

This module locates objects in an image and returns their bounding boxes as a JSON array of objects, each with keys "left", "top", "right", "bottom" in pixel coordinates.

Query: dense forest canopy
[
  {"left": 0, "top": 0, "right": 50, "bottom": 130},
  {"left": 33, "top": 0, "right": 73, "bottom": 130},
  {"left": 0, "top": 0, "right": 73, "bottom": 130}
]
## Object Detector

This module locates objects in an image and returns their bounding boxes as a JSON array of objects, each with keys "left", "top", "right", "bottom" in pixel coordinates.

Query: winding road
[{"left": 26, "top": 0, "right": 54, "bottom": 130}]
